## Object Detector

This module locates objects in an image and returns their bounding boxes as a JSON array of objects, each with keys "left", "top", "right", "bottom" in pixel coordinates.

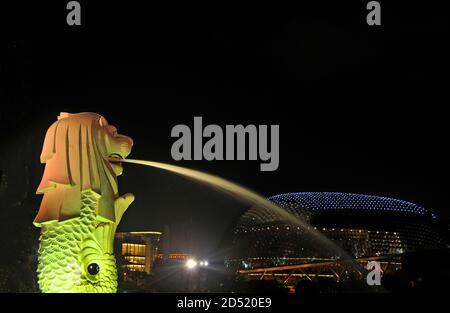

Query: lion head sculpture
[{"left": 35, "top": 112, "right": 133, "bottom": 225}]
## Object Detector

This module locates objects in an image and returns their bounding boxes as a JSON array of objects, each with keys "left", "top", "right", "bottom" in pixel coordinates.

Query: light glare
[{"left": 186, "top": 259, "right": 197, "bottom": 269}]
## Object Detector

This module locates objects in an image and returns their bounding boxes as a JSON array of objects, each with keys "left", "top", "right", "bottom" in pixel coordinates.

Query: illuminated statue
[{"left": 34, "top": 112, "right": 134, "bottom": 292}]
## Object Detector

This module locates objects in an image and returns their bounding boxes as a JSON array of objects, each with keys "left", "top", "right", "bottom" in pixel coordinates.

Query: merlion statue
[{"left": 34, "top": 112, "right": 134, "bottom": 292}]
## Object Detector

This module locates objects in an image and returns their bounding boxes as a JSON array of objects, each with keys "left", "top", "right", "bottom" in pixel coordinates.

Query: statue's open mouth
[{"left": 108, "top": 153, "right": 124, "bottom": 176}]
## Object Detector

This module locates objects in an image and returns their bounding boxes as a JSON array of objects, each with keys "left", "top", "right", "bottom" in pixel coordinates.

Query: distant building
[
  {"left": 226, "top": 192, "right": 446, "bottom": 290},
  {"left": 157, "top": 252, "right": 192, "bottom": 262},
  {"left": 114, "top": 231, "right": 162, "bottom": 288},
  {"left": 114, "top": 231, "right": 202, "bottom": 291}
]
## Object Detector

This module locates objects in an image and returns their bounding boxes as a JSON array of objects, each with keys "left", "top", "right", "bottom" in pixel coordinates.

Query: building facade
[
  {"left": 114, "top": 231, "right": 162, "bottom": 288},
  {"left": 226, "top": 192, "right": 446, "bottom": 288}
]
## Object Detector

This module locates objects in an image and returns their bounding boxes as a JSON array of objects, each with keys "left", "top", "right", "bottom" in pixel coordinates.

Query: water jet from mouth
[{"left": 114, "top": 158, "right": 350, "bottom": 259}]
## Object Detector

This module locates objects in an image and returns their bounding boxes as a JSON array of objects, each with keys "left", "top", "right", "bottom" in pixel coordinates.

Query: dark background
[{"left": 0, "top": 1, "right": 449, "bottom": 291}]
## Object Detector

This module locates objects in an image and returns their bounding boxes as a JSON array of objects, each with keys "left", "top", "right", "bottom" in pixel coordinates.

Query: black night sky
[{"left": 1, "top": 1, "right": 449, "bottom": 291}]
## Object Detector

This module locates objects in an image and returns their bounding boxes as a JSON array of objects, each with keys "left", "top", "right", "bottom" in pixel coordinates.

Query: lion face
[{"left": 96, "top": 115, "right": 133, "bottom": 177}]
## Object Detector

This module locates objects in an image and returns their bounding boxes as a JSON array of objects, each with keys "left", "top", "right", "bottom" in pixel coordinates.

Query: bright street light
[{"left": 185, "top": 259, "right": 197, "bottom": 269}]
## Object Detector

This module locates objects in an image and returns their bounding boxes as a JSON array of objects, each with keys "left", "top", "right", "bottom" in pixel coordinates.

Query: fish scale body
[{"left": 37, "top": 191, "right": 118, "bottom": 293}]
